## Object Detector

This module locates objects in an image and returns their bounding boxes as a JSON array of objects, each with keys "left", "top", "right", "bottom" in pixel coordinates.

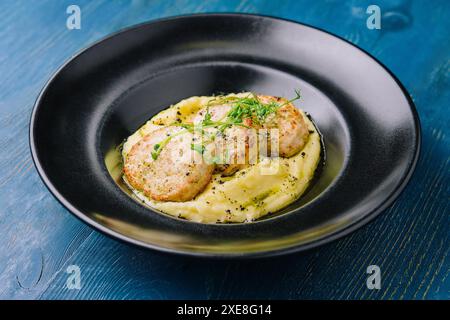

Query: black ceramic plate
[{"left": 30, "top": 14, "right": 420, "bottom": 258}]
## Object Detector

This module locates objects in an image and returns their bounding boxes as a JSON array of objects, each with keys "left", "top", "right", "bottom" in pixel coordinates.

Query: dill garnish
[{"left": 150, "top": 90, "right": 301, "bottom": 160}]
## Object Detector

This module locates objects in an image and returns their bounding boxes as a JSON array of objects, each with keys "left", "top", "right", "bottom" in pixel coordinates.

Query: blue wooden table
[{"left": 0, "top": 0, "right": 448, "bottom": 300}]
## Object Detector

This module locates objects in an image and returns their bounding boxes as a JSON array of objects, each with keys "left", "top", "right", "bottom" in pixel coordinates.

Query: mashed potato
[{"left": 122, "top": 93, "right": 321, "bottom": 223}]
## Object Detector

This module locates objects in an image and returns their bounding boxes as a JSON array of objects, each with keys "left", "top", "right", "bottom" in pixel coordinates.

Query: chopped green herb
[
  {"left": 191, "top": 143, "right": 205, "bottom": 154},
  {"left": 151, "top": 90, "right": 302, "bottom": 159}
]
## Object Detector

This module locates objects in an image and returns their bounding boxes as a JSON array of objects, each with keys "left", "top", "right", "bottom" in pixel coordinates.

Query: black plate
[{"left": 30, "top": 14, "right": 420, "bottom": 258}]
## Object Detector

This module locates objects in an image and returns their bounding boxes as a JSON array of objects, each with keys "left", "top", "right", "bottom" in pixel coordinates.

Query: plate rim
[{"left": 29, "top": 13, "right": 421, "bottom": 258}]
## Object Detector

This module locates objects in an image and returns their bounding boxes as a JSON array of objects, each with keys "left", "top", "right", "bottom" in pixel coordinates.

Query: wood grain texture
[{"left": 0, "top": 0, "right": 448, "bottom": 300}]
